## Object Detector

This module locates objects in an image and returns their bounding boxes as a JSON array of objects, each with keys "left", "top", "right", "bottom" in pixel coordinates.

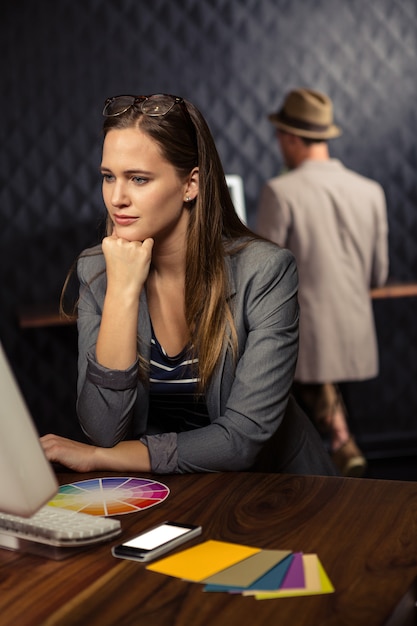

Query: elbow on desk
[
  {"left": 79, "top": 423, "right": 123, "bottom": 449},
  {"left": 77, "top": 406, "right": 129, "bottom": 448}
]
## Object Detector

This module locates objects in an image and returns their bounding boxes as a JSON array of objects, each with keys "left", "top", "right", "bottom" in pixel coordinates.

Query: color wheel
[{"left": 47, "top": 477, "right": 170, "bottom": 516}]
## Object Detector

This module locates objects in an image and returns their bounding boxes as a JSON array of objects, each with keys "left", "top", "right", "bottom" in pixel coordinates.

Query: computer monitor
[
  {"left": 225, "top": 174, "right": 247, "bottom": 224},
  {"left": 0, "top": 343, "right": 58, "bottom": 516}
]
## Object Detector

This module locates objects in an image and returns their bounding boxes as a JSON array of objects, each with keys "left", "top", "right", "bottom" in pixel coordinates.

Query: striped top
[{"left": 148, "top": 327, "right": 210, "bottom": 433}]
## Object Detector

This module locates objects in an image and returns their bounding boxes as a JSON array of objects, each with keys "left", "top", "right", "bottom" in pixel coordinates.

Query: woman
[{"left": 41, "top": 93, "right": 335, "bottom": 475}]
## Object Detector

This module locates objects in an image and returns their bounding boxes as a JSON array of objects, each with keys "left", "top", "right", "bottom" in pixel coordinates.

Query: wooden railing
[{"left": 17, "top": 282, "right": 417, "bottom": 329}]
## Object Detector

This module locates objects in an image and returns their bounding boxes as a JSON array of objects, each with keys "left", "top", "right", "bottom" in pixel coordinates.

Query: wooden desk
[{"left": 1, "top": 472, "right": 417, "bottom": 626}]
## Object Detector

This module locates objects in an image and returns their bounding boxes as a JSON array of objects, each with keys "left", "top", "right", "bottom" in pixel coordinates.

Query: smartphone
[{"left": 111, "top": 521, "right": 202, "bottom": 562}]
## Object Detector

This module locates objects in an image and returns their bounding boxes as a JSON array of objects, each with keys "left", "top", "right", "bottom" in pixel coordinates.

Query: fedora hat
[{"left": 268, "top": 88, "right": 341, "bottom": 139}]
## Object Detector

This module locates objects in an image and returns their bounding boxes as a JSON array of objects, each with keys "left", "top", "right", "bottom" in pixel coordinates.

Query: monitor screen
[
  {"left": 0, "top": 343, "right": 58, "bottom": 516},
  {"left": 225, "top": 175, "right": 246, "bottom": 224}
]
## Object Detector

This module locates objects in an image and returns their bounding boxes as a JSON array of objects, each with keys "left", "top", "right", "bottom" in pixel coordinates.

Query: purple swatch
[{"left": 280, "top": 552, "right": 305, "bottom": 589}]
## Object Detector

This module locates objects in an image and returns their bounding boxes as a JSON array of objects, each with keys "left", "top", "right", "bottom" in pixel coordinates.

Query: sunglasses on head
[{"left": 102, "top": 94, "right": 184, "bottom": 117}]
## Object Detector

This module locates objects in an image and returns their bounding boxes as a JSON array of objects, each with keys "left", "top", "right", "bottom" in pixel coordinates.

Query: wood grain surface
[{"left": 1, "top": 472, "right": 417, "bottom": 626}]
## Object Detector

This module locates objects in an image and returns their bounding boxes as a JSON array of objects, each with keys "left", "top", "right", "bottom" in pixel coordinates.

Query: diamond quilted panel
[{"left": 1, "top": 0, "right": 416, "bottom": 457}]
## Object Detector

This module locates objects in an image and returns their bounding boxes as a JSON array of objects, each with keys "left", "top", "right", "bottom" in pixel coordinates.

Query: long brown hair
[{"left": 101, "top": 97, "right": 258, "bottom": 389}]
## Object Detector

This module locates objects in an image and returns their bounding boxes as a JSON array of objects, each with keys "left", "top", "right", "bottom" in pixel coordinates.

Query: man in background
[{"left": 256, "top": 88, "right": 389, "bottom": 476}]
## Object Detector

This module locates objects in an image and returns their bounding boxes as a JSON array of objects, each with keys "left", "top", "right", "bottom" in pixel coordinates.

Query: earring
[{"left": 185, "top": 196, "right": 191, "bottom": 202}]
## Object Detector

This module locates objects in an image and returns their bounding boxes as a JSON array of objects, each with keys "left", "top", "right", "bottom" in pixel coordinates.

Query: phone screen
[{"left": 122, "top": 523, "right": 194, "bottom": 551}]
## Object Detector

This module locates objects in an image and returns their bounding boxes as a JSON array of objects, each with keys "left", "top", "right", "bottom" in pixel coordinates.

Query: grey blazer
[
  {"left": 256, "top": 159, "right": 389, "bottom": 382},
  {"left": 76, "top": 239, "right": 335, "bottom": 475}
]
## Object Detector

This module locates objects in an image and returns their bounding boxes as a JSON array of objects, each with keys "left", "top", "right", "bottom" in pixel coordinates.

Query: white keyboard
[{"left": 0, "top": 505, "right": 122, "bottom": 547}]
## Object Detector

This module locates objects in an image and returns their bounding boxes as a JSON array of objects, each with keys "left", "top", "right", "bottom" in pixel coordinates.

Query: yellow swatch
[{"left": 146, "top": 540, "right": 260, "bottom": 582}]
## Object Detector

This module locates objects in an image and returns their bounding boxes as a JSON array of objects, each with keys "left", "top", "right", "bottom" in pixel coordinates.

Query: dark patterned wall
[{"left": 1, "top": 0, "right": 416, "bottom": 456}]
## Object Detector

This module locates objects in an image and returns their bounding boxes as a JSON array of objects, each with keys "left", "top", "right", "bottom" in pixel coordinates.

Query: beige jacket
[{"left": 256, "top": 159, "right": 389, "bottom": 383}]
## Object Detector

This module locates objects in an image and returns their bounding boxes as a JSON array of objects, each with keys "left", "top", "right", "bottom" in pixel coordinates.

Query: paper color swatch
[
  {"left": 146, "top": 540, "right": 334, "bottom": 599},
  {"left": 280, "top": 552, "right": 305, "bottom": 588},
  {"left": 204, "top": 553, "right": 295, "bottom": 593},
  {"left": 203, "top": 550, "right": 292, "bottom": 588},
  {"left": 146, "top": 540, "right": 260, "bottom": 581},
  {"left": 254, "top": 554, "right": 334, "bottom": 599}
]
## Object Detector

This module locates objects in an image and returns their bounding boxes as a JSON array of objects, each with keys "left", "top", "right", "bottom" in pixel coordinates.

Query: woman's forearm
[
  {"left": 94, "top": 439, "right": 151, "bottom": 472},
  {"left": 96, "top": 235, "right": 153, "bottom": 370},
  {"left": 41, "top": 434, "right": 151, "bottom": 473},
  {"left": 96, "top": 287, "right": 140, "bottom": 370}
]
